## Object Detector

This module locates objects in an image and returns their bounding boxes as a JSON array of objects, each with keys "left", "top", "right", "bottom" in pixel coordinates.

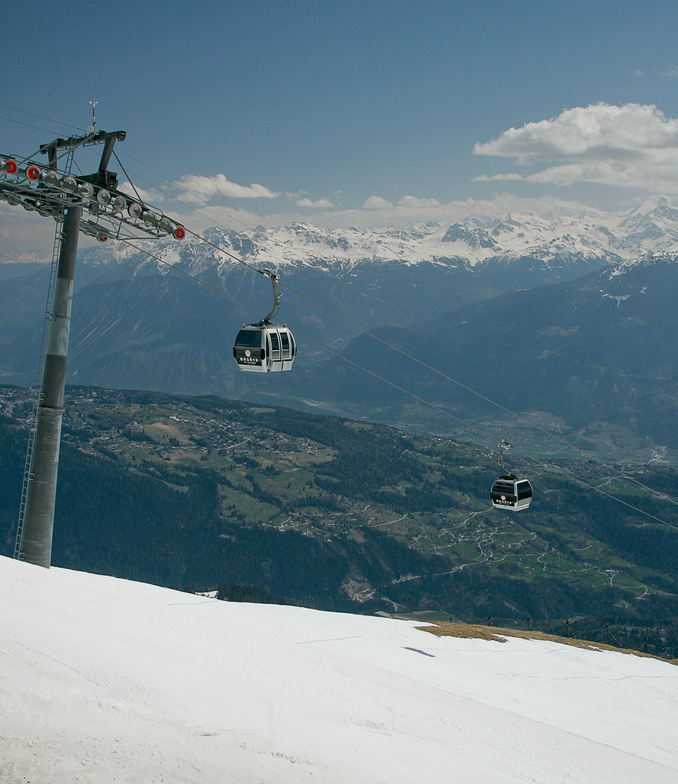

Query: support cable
[
  {"left": 118, "top": 237, "right": 678, "bottom": 531},
  {"left": 0, "top": 102, "right": 86, "bottom": 133},
  {"left": 105, "top": 152, "right": 678, "bottom": 477},
  {"left": 0, "top": 114, "right": 67, "bottom": 139},
  {"left": 109, "top": 148, "right": 678, "bottom": 512},
  {"left": 111, "top": 151, "right": 567, "bottom": 420},
  {"left": 111, "top": 148, "right": 632, "bottom": 440},
  {"left": 552, "top": 465, "right": 678, "bottom": 531},
  {"left": 185, "top": 227, "right": 678, "bottom": 509},
  {"left": 119, "top": 238, "right": 477, "bottom": 430},
  {"left": 3, "top": 106, "right": 673, "bottom": 514},
  {"left": 112, "top": 151, "right": 147, "bottom": 209}
]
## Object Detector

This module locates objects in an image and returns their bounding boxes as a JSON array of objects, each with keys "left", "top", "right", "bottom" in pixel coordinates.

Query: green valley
[{"left": 2, "top": 384, "right": 677, "bottom": 658}]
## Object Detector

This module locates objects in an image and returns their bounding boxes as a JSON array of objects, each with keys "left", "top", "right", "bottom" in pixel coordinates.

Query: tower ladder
[{"left": 14, "top": 220, "right": 66, "bottom": 559}]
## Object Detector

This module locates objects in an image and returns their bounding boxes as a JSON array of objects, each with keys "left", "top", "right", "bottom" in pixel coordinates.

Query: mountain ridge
[
  {"left": 4, "top": 201, "right": 678, "bottom": 453},
  {"left": 321, "top": 253, "right": 678, "bottom": 451},
  {"left": 10, "top": 194, "right": 678, "bottom": 275}
]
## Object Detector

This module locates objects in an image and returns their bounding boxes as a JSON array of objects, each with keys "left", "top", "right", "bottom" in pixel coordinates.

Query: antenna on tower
[{"left": 88, "top": 100, "right": 98, "bottom": 134}]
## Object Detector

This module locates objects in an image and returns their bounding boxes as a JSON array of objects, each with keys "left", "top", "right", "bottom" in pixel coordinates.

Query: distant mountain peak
[{"left": 68, "top": 195, "right": 678, "bottom": 279}]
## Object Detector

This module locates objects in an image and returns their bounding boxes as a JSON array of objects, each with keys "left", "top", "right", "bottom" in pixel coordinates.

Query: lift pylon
[{"left": 1, "top": 123, "right": 186, "bottom": 566}]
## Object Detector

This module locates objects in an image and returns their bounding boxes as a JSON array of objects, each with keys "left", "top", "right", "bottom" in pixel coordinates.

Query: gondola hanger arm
[
  {"left": 498, "top": 439, "right": 511, "bottom": 470},
  {"left": 261, "top": 268, "right": 281, "bottom": 324}
]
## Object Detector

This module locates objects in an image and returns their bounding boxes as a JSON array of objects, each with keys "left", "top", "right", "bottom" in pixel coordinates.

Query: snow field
[{"left": 1, "top": 555, "right": 677, "bottom": 783}]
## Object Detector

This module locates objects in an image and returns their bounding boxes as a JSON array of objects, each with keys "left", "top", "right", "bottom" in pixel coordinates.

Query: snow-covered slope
[{"left": 1, "top": 556, "right": 676, "bottom": 783}]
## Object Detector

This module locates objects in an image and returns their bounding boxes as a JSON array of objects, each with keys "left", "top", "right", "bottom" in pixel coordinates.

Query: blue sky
[{"left": 3, "top": 0, "right": 678, "bottom": 249}]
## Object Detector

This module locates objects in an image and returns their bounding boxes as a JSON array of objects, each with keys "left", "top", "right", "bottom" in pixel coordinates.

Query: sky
[
  {"left": 4, "top": 0, "right": 678, "bottom": 253},
  {"left": 2, "top": 555, "right": 677, "bottom": 782}
]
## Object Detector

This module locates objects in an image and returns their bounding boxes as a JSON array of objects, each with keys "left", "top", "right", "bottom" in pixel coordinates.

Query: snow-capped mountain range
[
  {"left": 77, "top": 195, "right": 678, "bottom": 279},
  {"left": 4, "top": 196, "right": 678, "bottom": 451}
]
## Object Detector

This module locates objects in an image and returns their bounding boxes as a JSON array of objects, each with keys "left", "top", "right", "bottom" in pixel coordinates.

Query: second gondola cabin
[
  {"left": 491, "top": 474, "right": 533, "bottom": 511},
  {"left": 233, "top": 324, "right": 296, "bottom": 372}
]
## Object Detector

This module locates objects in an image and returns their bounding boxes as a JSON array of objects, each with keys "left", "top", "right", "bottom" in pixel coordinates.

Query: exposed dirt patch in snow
[{"left": 418, "top": 621, "right": 678, "bottom": 664}]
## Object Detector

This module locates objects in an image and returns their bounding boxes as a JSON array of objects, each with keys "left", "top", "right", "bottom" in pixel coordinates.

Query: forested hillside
[{"left": 2, "top": 385, "right": 677, "bottom": 658}]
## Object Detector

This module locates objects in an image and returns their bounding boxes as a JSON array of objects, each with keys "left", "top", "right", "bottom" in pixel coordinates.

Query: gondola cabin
[
  {"left": 490, "top": 474, "right": 533, "bottom": 511},
  {"left": 233, "top": 324, "right": 296, "bottom": 372}
]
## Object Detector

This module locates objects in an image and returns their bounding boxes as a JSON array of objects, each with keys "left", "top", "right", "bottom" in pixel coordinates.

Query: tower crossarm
[{"left": 1, "top": 130, "right": 185, "bottom": 243}]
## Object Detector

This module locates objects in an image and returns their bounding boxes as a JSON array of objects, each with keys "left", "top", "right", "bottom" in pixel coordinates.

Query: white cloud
[
  {"left": 117, "top": 181, "right": 165, "bottom": 205},
  {"left": 473, "top": 173, "right": 524, "bottom": 182},
  {"left": 0, "top": 192, "right": 625, "bottom": 260},
  {"left": 0, "top": 202, "right": 96, "bottom": 262},
  {"left": 473, "top": 103, "right": 678, "bottom": 192},
  {"left": 296, "top": 197, "right": 333, "bottom": 208},
  {"left": 279, "top": 193, "right": 596, "bottom": 231},
  {"left": 396, "top": 195, "right": 441, "bottom": 209},
  {"left": 362, "top": 195, "right": 394, "bottom": 210},
  {"left": 174, "top": 173, "right": 279, "bottom": 203}
]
